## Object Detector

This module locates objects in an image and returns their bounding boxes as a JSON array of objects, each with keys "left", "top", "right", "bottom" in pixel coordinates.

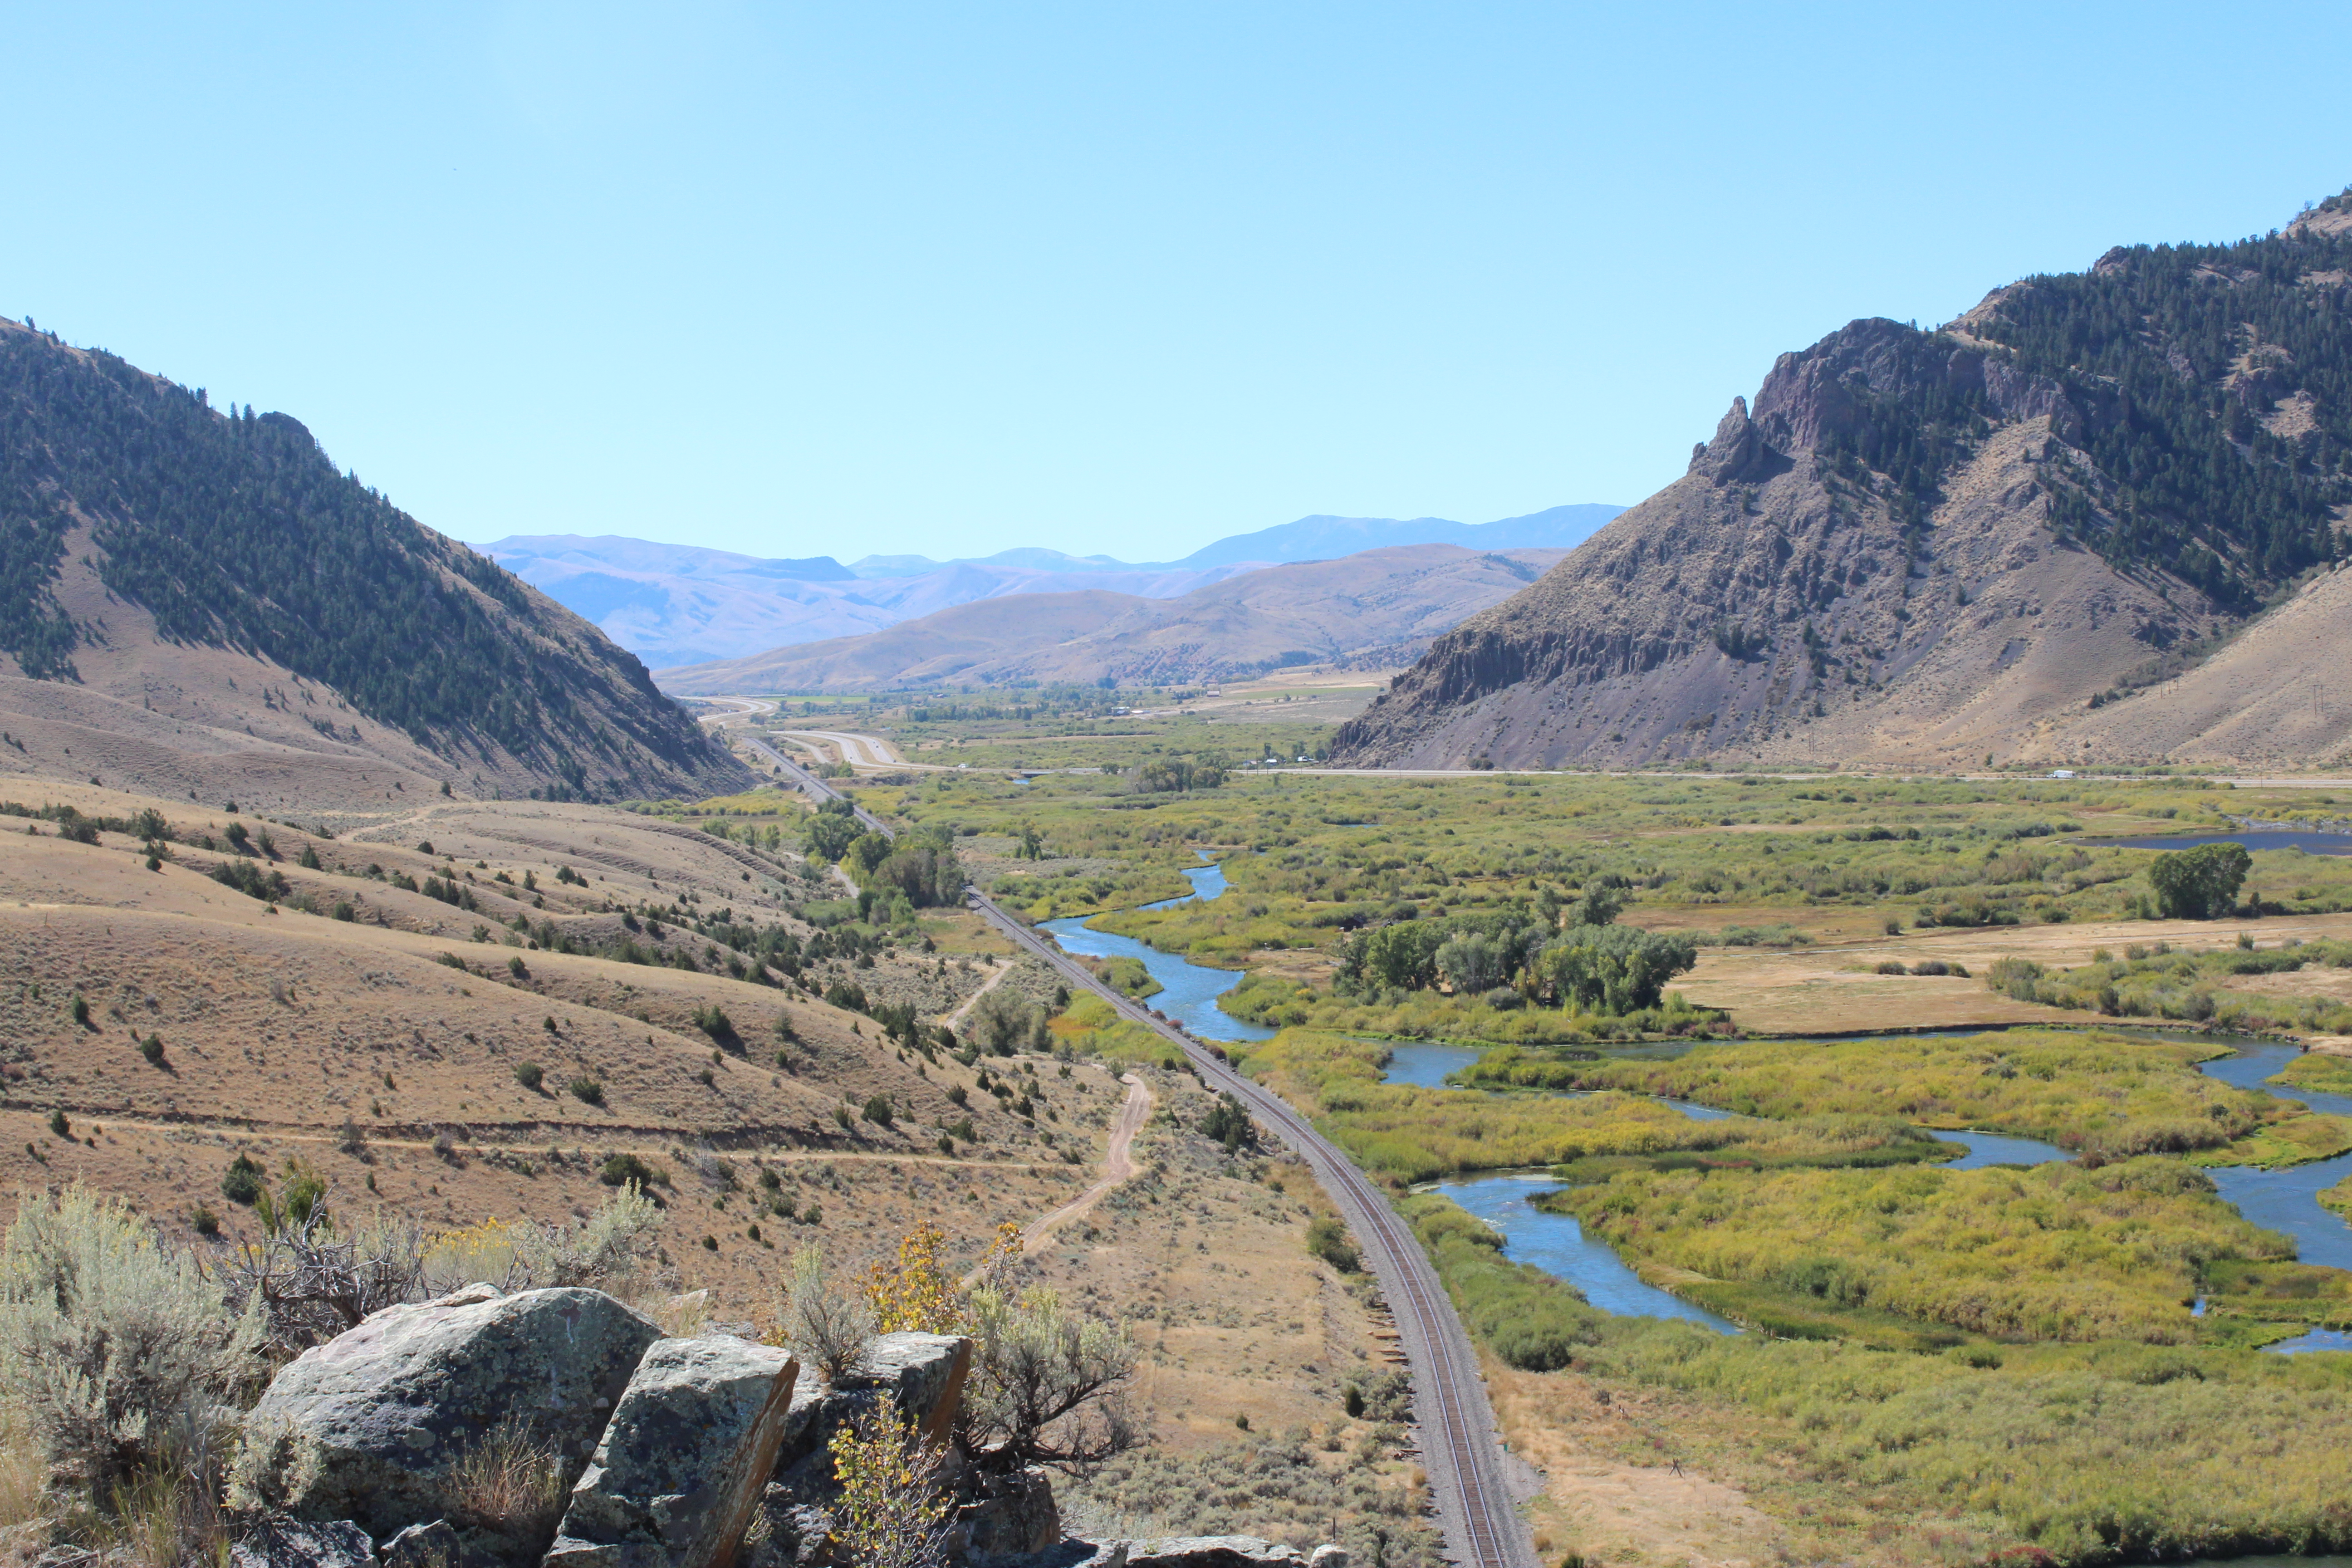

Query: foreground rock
[
  {"left": 379, "top": 1520, "right": 463, "bottom": 1568},
  {"left": 755, "top": 1333, "right": 974, "bottom": 1566},
  {"left": 1124, "top": 1540, "right": 1313, "bottom": 1568},
  {"left": 545, "top": 1336, "right": 800, "bottom": 1568},
  {"left": 240, "top": 1285, "right": 663, "bottom": 1539},
  {"left": 230, "top": 1519, "right": 379, "bottom": 1568},
  {"left": 947, "top": 1468, "right": 1059, "bottom": 1561}
]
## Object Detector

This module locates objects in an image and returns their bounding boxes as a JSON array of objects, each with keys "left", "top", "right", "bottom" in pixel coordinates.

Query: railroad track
[{"left": 733, "top": 727, "right": 1534, "bottom": 1568}]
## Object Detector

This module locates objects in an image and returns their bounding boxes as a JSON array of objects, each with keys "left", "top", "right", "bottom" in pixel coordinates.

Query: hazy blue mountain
[
  {"left": 1165, "top": 503, "right": 1622, "bottom": 569},
  {"left": 483, "top": 501, "right": 1622, "bottom": 665},
  {"left": 847, "top": 504, "right": 1624, "bottom": 578}
]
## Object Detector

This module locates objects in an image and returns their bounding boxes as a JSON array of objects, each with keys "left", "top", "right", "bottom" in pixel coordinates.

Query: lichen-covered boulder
[
  {"left": 836, "top": 1332, "right": 972, "bottom": 1447},
  {"left": 771, "top": 1332, "right": 972, "bottom": 1474},
  {"left": 380, "top": 1519, "right": 462, "bottom": 1568},
  {"left": 544, "top": 1336, "right": 800, "bottom": 1568},
  {"left": 948, "top": 1467, "right": 1060, "bottom": 1560},
  {"left": 1124, "top": 1540, "right": 1305, "bottom": 1568},
  {"left": 240, "top": 1286, "right": 662, "bottom": 1537},
  {"left": 231, "top": 1519, "right": 379, "bottom": 1568}
]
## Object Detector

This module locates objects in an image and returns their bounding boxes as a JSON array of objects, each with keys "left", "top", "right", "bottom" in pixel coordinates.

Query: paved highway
[{"left": 726, "top": 725, "right": 1535, "bottom": 1568}]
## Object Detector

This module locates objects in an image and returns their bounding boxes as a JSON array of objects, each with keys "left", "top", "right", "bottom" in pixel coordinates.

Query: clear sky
[{"left": 7, "top": 2, "right": 2349, "bottom": 563}]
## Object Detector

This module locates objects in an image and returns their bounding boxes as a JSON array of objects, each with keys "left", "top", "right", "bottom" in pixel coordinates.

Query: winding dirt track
[
  {"left": 735, "top": 728, "right": 1535, "bottom": 1568},
  {"left": 1014, "top": 1073, "right": 1153, "bottom": 1257}
]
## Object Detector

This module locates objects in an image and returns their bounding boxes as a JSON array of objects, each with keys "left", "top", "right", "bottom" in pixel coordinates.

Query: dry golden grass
[
  {"left": 0, "top": 779, "right": 1148, "bottom": 1312},
  {"left": 1668, "top": 910, "right": 2352, "bottom": 1036}
]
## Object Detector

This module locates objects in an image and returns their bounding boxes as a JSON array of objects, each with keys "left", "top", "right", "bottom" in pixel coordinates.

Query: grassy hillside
[{"left": 0, "top": 318, "right": 744, "bottom": 800}]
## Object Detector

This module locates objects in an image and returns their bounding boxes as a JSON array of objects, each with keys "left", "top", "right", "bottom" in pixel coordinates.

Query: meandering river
[
  {"left": 1038, "top": 861, "right": 2352, "bottom": 1349},
  {"left": 1040, "top": 856, "right": 1276, "bottom": 1044}
]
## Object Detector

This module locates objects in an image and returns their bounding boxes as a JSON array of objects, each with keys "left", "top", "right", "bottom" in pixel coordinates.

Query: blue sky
[{"left": 6, "top": 2, "right": 2349, "bottom": 562}]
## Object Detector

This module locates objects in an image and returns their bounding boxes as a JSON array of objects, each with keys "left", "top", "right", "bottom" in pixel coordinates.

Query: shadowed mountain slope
[
  {"left": 1334, "top": 193, "right": 2352, "bottom": 771},
  {"left": 0, "top": 319, "right": 748, "bottom": 806}
]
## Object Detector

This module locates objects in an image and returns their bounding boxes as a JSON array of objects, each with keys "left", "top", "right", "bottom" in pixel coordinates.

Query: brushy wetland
[{"left": 700, "top": 706, "right": 2352, "bottom": 1565}]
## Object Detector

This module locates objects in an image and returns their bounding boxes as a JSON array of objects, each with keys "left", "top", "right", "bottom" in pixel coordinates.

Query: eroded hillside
[{"left": 1335, "top": 192, "right": 2352, "bottom": 770}]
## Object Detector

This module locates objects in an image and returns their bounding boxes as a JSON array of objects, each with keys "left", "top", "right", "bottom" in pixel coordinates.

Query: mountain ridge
[
  {"left": 655, "top": 543, "right": 1568, "bottom": 693},
  {"left": 485, "top": 502, "right": 1622, "bottom": 666},
  {"left": 1333, "top": 193, "right": 2352, "bottom": 772},
  {"left": 0, "top": 319, "right": 749, "bottom": 806}
]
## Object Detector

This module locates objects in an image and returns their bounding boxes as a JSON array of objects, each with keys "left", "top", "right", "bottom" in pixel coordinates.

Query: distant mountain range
[
  {"left": 656, "top": 544, "right": 1571, "bottom": 694},
  {"left": 1333, "top": 190, "right": 2352, "bottom": 772},
  {"left": 485, "top": 503, "right": 1621, "bottom": 666}
]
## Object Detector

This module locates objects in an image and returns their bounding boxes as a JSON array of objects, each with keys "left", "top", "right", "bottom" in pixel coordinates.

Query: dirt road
[{"left": 1013, "top": 1073, "right": 1154, "bottom": 1257}]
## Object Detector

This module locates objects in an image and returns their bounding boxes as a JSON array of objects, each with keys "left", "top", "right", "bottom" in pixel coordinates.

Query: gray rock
[
  {"left": 966, "top": 1546, "right": 1123, "bottom": 1568},
  {"left": 837, "top": 1332, "right": 972, "bottom": 1446},
  {"left": 949, "top": 1467, "right": 1059, "bottom": 1561},
  {"left": 380, "top": 1519, "right": 462, "bottom": 1568},
  {"left": 241, "top": 1286, "right": 662, "bottom": 1537},
  {"left": 544, "top": 1336, "right": 800, "bottom": 1568},
  {"left": 231, "top": 1519, "right": 379, "bottom": 1568},
  {"left": 1307, "top": 1549, "right": 1348, "bottom": 1568},
  {"left": 771, "top": 1333, "right": 973, "bottom": 1474},
  {"left": 1124, "top": 1540, "right": 1304, "bottom": 1568}
]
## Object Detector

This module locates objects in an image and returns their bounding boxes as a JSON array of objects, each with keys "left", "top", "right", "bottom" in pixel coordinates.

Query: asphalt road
[{"left": 728, "top": 724, "right": 1535, "bottom": 1568}]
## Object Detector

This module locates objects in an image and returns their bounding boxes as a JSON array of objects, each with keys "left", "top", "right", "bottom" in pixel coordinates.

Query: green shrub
[
  {"left": 568, "top": 1077, "right": 605, "bottom": 1106},
  {"left": 2150, "top": 843, "right": 2252, "bottom": 920},
  {"left": 1305, "top": 1215, "right": 1359, "bottom": 1273},
  {"left": 513, "top": 1063, "right": 544, "bottom": 1092},
  {"left": 221, "top": 1155, "right": 265, "bottom": 1205},
  {"left": 599, "top": 1153, "right": 659, "bottom": 1188},
  {"left": 0, "top": 1186, "right": 262, "bottom": 1494}
]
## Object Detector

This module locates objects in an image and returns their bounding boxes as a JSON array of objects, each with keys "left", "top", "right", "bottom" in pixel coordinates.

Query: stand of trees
[{"left": 1335, "top": 886, "right": 1696, "bottom": 1014}]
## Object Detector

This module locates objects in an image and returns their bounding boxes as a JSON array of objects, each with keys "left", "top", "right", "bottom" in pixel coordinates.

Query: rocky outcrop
[
  {"left": 380, "top": 1520, "right": 464, "bottom": 1568},
  {"left": 234, "top": 1295, "right": 1341, "bottom": 1568},
  {"left": 754, "top": 1333, "right": 976, "bottom": 1567},
  {"left": 232, "top": 1519, "right": 381, "bottom": 1568},
  {"left": 838, "top": 1333, "right": 972, "bottom": 1446},
  {"left": 947, "top": 1468, "right": 1061, "bottom": 1561},
  {"left": 545, "top": 1337, "right": 799, "bottom": 1568},
  {"left": 1333, "top": 191, "right": 2352, "bottom": 772},
  {"left": 1123, "top": 1539, "right": 1318, "bottom": 1568},
  {"left": 241, "top": 1285, "right": 663, "bottom": 1539}
]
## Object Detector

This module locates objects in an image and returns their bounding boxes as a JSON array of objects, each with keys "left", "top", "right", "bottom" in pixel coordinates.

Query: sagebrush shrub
[{"left": 0, "top": 1188, "right": 262, "bottom": 1497}]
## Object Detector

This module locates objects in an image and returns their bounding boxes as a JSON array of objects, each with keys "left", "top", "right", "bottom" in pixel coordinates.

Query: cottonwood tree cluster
[{"left": 1336, "top": 883, "right": 1696, "bottom": 1013}]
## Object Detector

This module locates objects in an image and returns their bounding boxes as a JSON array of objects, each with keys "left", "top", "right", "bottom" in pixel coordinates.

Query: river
[
  {"left": 1039, "top": 855, "right": 1276, "bottom": 1044},
  {"left": 1379, "top": 1038, "right": 2352, "bottom": 1346},
  {"left": 1036, "top": 867, "right": 2352, "bottom": 1350}
]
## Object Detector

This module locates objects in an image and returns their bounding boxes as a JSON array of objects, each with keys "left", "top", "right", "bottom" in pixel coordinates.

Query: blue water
[
  {"left": 1384, "top": 1043, "right": 1482, "bottom": 1088},
  {"left": 1431, "top": 1174, "right": 1742, "bottom": 1333},
  {"left": 2186, "top": 1039, "right": 2352, "bottom": 1277},
  {"left": 1931, "top": 1129, "right": 2071, "bottom": 1168},
  {"left": 1040, "top": 855, "right": 1275, "bottom": 1044},
  {"left": 1383, "top": 1036, "right": 2352, "bottom": 1343},
  {"left": 2084, "top": 830, "right": 2352, "bottom": 856}
]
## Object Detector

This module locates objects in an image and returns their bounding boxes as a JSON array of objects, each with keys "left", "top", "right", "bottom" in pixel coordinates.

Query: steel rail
[{"left": 734, "top": 728, "right": 1534, "bottom": 1568}]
